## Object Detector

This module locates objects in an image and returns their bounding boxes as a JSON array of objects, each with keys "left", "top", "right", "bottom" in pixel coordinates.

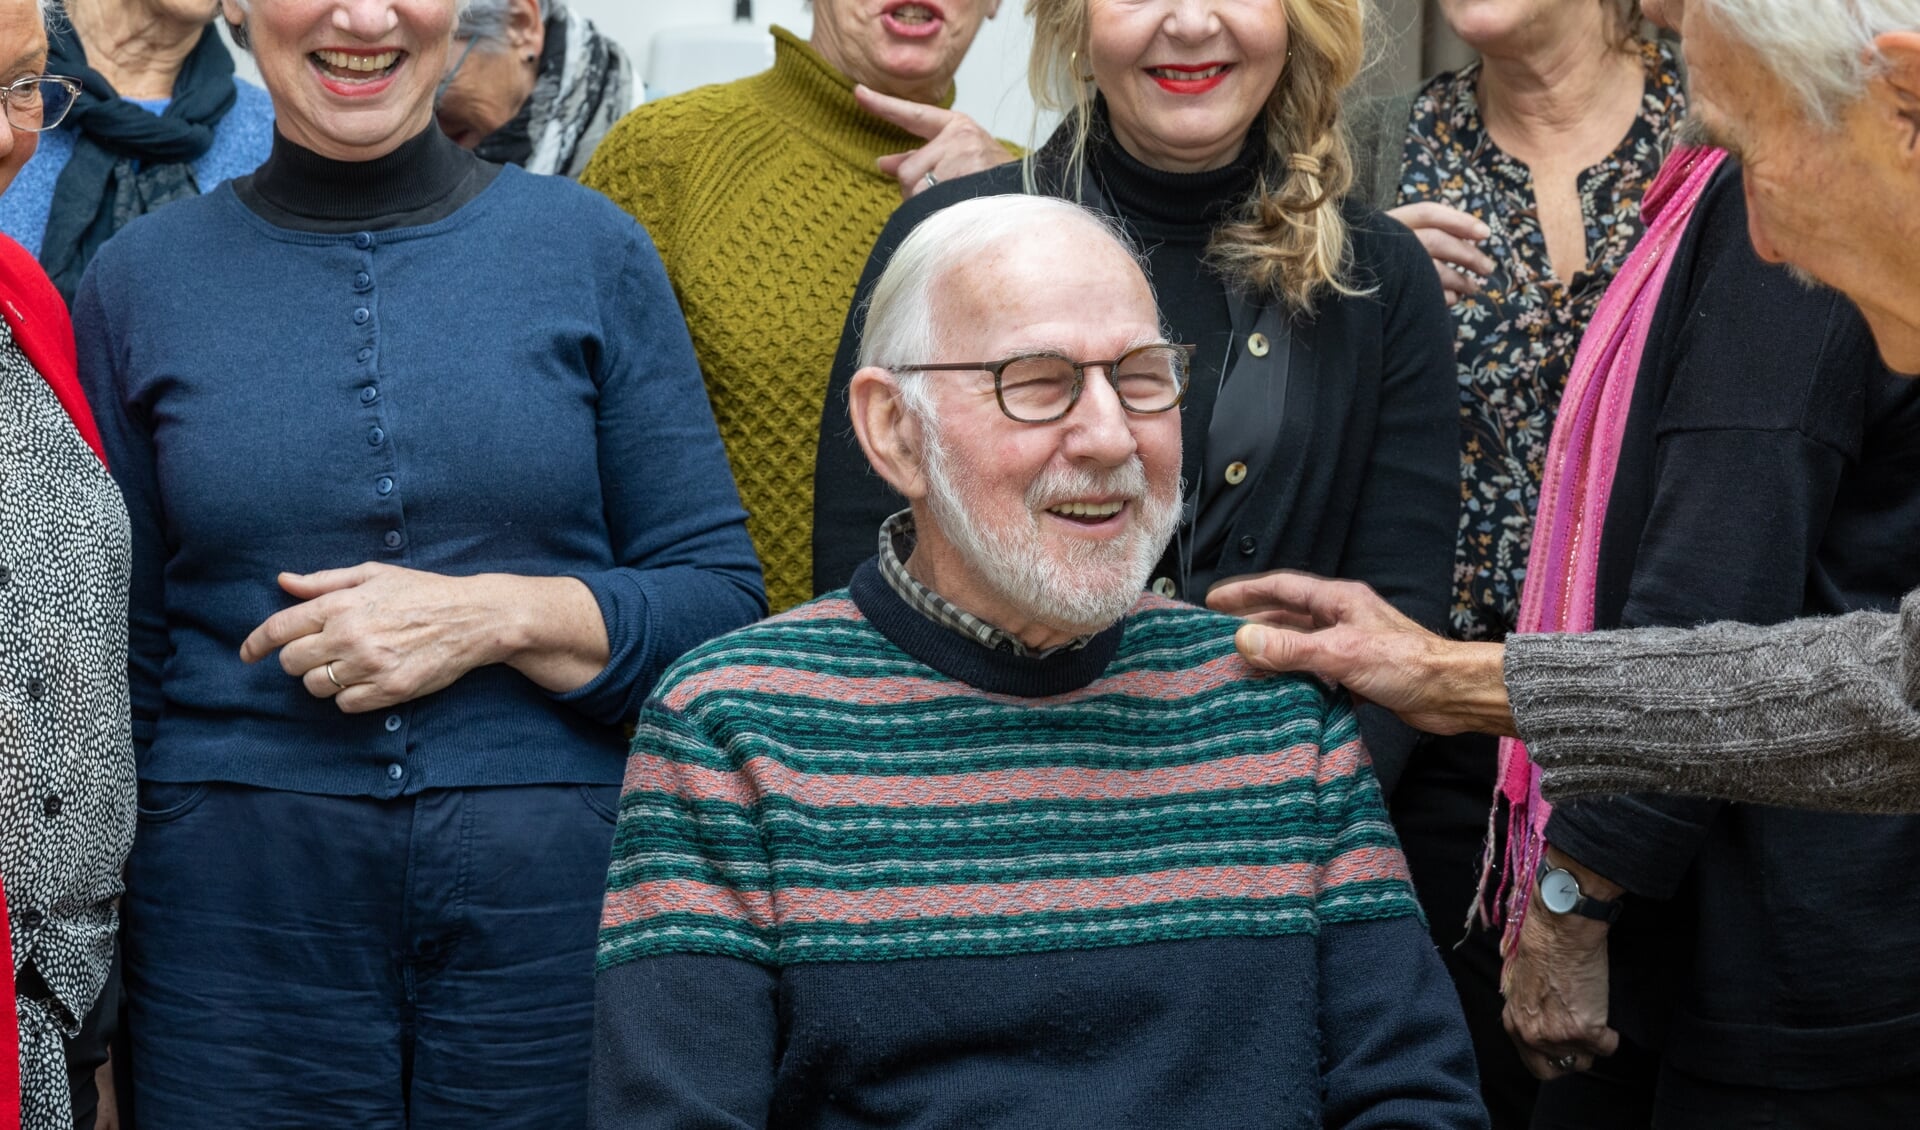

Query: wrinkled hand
[
  {"left": 1501, "top": 862, "right": 1621, "bottom": 1079},
  {"left": 239, "top": 563, "right": 515, "bottom": 713},
  {"left": 1205, "top": 571, "right": 1515, "bottom": 736},
  {"left": 1386, "top": 202, "right": 1497, "bottom": 306},
  {"left": 856, "top": 84, "right": 1017, "bottom": 200}
]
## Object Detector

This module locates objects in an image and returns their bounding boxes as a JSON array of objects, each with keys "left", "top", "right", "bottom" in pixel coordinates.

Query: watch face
[{"left": 1541, "top": 868, "right": 1581, "bottom": 914}]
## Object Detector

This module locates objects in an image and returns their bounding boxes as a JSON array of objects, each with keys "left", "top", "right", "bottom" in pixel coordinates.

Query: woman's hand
[
  {"left": 239, "top": 563, "right": 608, "bottom": 713},
  {"left": 1386, "top": 202, "right": 1498, "bottom": 306},
  {"left": 1501, "top": 851, "right": 1625, "bottom": 1079},
  {"left": 855, "top": 84, "right": 1017, "bottom": 201},
  {"left": 1205, "top": 571, "right": 1517, "bottom": 737}
]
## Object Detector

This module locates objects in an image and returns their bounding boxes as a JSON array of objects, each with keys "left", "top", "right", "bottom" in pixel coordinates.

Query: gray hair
[
  {"left": 1701, "top": 0, "right": 1920, "bottom": 126},
  {"left": 856, "top": 195, "right": 1149, "bottom": 419},
  {"left": 459, "top": 0, "right": 563, "bottom": 45}
]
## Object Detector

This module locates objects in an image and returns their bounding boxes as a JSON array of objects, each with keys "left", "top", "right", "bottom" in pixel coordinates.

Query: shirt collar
[{"left": 876, "top": 510, "right": 1093, "bottom": 659}]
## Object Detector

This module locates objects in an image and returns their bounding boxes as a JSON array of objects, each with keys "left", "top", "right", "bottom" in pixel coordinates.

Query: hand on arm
[
  {"left": 1385, "top": 202, "right": 1497, "bottom": 306},
  {"left": 239, "top": 562, "right": 609, "bottom": 712},
  {"left": 1500, "top": 847, "right": 1624, "bottom": 1080},
  {"left": 856, "top": 84, "right": 1017, "bottom": 200},
  {"left": 1206, "top": 571, "right": 1516, "bottom": 737}
]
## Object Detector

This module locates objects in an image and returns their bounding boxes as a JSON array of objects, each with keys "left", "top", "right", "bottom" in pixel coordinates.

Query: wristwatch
[{"left": 1535, "top": 857, "right": 1625, "bottom": 925}]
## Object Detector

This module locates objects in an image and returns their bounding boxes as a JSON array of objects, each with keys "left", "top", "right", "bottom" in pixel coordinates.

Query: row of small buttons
[{"left": 355, "top": 234, "right": 411, "bottom": 794}]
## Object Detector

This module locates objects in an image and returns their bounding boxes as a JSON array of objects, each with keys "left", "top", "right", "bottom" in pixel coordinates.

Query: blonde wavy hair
[{"left": 1027, "top": 0, "right": 1368, "bottom": 314}]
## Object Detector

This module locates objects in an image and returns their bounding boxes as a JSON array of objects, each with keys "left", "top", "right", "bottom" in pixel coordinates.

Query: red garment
[
  {"left": 0, "top": 873, "right": 18, "bottom": 1130},
  {"left": 0, "top": 233, "right": 102, "bottom": 465}
]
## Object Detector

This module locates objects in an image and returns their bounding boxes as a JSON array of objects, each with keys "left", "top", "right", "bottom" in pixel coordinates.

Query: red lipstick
[{"left": 1146, "top": 61, "right": 1234, "bottom": 95}]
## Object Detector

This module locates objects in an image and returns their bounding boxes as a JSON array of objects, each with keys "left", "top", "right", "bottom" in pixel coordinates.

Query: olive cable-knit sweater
[{"left": 582, "top": 27, "right": 964, "bottom": 612}]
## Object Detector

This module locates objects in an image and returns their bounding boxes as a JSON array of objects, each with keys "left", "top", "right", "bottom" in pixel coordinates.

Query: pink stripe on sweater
[{"left": 623, "top": 744, "right": 1328, "bottom": 810}]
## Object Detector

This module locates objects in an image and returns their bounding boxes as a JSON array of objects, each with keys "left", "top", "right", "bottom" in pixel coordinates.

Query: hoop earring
[{"left": 1069, "top": 50, "right": 1095, "bottom": 83}]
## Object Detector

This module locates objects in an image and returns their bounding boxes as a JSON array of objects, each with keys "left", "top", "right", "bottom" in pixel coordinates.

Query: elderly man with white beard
[{"left": 586, "top": 194, "right": 1488, "bottom": 1130}]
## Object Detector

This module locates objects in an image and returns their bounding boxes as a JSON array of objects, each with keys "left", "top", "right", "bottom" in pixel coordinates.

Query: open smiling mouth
[
  {"left": 312, "top": 48, "right": 406, "bottom": 86},
  {"left": 1145, "top": 63, "right": 1235, "bottom": 94},
  {"left": 1046, "top": 500, "right": 1128, "bottom": 527},
  {"left": 882, "top": 2, "right": 945, "bottom": 37}
]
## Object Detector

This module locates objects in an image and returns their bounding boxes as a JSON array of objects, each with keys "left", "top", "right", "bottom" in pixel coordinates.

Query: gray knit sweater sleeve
[{"left": 1506, "top": 587, "right": 1920, "bottom": 814}]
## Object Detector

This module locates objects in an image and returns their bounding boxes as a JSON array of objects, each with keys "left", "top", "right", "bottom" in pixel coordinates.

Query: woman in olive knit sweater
[{"left": 581, "top": 3, "right": 1013, "bottom": 611}]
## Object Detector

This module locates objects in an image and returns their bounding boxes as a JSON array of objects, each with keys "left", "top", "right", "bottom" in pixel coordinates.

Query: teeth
[
  {"left": 1148, "top": 64, "right": 1228, "bottom": 80},
  {"left": 892, "top": 4, "right": 934, "bottom": 23},
  {"left": 1048, "top": 500, "right": 1125, "bottom": 519},
  {"left": 315, "top": 50, "right": 400, "bottom": 73}
]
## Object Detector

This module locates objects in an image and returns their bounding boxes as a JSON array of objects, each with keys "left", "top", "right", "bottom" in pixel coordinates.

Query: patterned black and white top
[
  {"left": 0, "top": 321, "right": 134, "bottom": 1130},
  {"left": 876, "top": 510, "right": 1093, "bottom": 658},
  {"left": 1396, "top": 39, "right": 1687, "bottom": 641}
]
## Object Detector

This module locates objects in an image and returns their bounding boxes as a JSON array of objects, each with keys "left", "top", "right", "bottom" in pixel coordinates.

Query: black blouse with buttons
[{"left": 0, "top": 322, "right": 136, "bottom": 1130}]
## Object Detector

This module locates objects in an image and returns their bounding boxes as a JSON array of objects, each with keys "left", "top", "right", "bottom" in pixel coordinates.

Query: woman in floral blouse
[{"left": 1346, "top": 2, "right": 1686, "bottom": 1128}]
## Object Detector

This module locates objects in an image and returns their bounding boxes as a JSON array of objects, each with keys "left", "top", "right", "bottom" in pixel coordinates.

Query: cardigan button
[
  {"left": 376, "top": 476, "right": 394, "bottom": 496},
  {"left": 384, "top": 715, "right": 403, "bottom": 733},
  {"left": 1151, "top": 576, "right": 1177, "bottom": 599},
  {"left": 1238, "top": 535, "right": 1258, "bottom": 557},
  {"left": 1247, "top": 332, "right": 1271, "bottom": 358},
  {"left": 353, "top": 307, "right": 371, "bottom": 326},
  {"left": 359, "top": 386, "right": 379, "bottom": 404},
  {"left": 367, "top": 426, "right": 385, "bottom": 446},
  {"left": 354, "top": 272, "right": 373, "bottom": 291},
  {"left": 354, "top": 232, "right": 373, "bottom": 250},
  {"left": 1224, "top": 461, "right": 1248, "bottom": 486},
  {"left": 384, "top": 530, "right": 404, "bottom": 549}
]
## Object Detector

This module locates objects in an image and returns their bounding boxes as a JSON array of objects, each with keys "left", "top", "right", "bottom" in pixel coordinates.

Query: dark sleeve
[
  {"left": 1339, "top": 213, "right": 1460, "bottom": 635},
  {"left": 1342, "top": 93, "right": 1415, "bottom": 213},
  {"left": 1545, "top": 273, "right": 1868, "bottom": 897},
  {"left": 1314, "top": 695, "right": 1487, "bottom": 1129},
  {"left": 1337, "top": 215, "right": 1461, "bottom": 792},
  {"left": 810, "top": 169, "right": 1027, "bottom": 595},
  {"left": 557, "top": 232, "right": 767, "bottom": 725},
  {"left": 590, "top": 956, "right": 779, "bottom": 1130},
  {"left": 1318, "top": 918, "right": 1489, "bottom": 1129},
  {"left": 73, "top": 263, "right": 163, "bottom": 751}
]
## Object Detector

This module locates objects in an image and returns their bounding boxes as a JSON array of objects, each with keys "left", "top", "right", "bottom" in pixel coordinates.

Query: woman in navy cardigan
[{"left": 74, "top": 1, "right": 763, "bottom": 1125}]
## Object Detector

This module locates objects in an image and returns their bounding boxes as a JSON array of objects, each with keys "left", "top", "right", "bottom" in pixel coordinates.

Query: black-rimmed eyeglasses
[
  {"left": 2, "top": 75, "right": 80, "bottom": 133},
  {"left": 892, "top": 342, "right": 1194, "bottom": 423}
]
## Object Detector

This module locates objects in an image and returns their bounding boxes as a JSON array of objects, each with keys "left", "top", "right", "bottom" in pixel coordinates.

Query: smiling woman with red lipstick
[
  {"left": 72, "top": 2, "right": 766, "bottom": 1126},
  {"left": 816, "top": 0, "right": 1461, "bottom": 797}
]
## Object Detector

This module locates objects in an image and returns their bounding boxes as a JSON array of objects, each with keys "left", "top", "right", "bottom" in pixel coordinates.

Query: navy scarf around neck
[{"left": 41, "top": 20, "right": 237, "bottom": 302}]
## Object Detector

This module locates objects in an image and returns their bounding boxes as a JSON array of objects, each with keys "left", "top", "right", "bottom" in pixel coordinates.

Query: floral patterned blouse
[{"left": 1397, "top": 39, "right": 1686, "bottom": 640}]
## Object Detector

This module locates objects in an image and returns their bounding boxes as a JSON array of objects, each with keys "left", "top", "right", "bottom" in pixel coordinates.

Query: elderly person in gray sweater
[{"left": 1217, "top": 0, "right": 1920, "bottom": 807}]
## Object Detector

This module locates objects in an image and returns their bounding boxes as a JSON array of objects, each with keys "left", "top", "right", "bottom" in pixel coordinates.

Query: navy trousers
[{"left": 123, "top": 781, "right": 619, "bottom": 1128}]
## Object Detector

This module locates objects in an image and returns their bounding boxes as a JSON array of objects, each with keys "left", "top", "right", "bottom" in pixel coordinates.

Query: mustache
[{"left": 1024, "top": 459, "right": 1151, "bottom": 510}]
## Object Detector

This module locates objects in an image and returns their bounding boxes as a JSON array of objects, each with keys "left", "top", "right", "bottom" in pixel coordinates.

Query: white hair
[
  {"left": 459, "top": 0, "right": 563, "bottom": 47},
  {"left": 1700, "top": 0, "right": 1920, "bottom": 126},
  {"left": 856, "top": 194, "right": 1150, "bottom": 420}
]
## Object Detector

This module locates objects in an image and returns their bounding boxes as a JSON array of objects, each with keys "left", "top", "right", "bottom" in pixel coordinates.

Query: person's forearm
[
  {"left": 1508, "top": 593, "right": 1920, "bottom": 814},
  {"left": 490, "top": 574, "right": 611, "bottom": 694}
]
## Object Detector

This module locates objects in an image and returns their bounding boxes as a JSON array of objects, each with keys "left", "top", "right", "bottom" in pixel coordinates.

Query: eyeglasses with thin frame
[
  {"left": 1, "top": 75, "right": 81, "bottom": 133},
  {"left": 892, "top": 342, "right": 1195, "bottom": 423}
]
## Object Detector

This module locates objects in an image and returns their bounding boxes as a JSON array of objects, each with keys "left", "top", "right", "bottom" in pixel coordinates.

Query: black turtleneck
[
  {"left": 234, "top": 123, "right": 503, "bottom": 233},
  {"left": 1081, "top": 107, "right": 1264, "bottom": 501}
]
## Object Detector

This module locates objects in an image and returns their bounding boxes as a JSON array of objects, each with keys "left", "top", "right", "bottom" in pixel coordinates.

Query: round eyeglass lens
[
  {"left": 1112, "top": 345, "right": 1186, "bottom": 411},
  {"left": 997, "top": 356, "right": 1080, "bottom": 421}
]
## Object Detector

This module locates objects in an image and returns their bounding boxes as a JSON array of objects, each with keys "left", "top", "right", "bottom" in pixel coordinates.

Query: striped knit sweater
[{"left": 590, "top": 559, "right": 1486, "bottom": 1129}]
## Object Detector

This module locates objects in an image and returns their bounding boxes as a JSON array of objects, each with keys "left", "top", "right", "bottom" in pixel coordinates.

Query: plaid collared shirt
[{"left": 876, "top": 511, "right": 1091, "bottom": 658}]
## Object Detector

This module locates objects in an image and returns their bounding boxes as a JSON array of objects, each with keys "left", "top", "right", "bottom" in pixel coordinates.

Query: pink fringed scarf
[{"left": 1482, "top": 145, "right": 1728, "bottom": 953}]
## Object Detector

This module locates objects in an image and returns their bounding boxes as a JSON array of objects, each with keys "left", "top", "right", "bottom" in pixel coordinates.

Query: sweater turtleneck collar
[
  {"left": 238, "top": 123, "right": 501, "bottom": 233},
  {"left": 753, "top": 25, "right": 960, "bottom": 172},
  {"left": 1085, "top": 99, "right": 1265, "bottom": 233}
]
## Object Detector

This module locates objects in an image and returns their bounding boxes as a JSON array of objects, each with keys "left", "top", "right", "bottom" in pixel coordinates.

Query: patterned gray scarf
[{"left": 476, "top": 7, "right": 632, "bottom": 179}]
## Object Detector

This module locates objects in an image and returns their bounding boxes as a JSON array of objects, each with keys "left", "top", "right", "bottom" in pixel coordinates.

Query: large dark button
[
  {"left": 24, "top": 677, "right": 46, "bottom": 700},
  {"left": 18, "top": 908, "right": 42, "bottom": 930},
  {"left": 352, "top": 307, "right": 371, "bottom": 326},
  {"left": 359, "top": 386, "right": 379, "bottom": 404},
  {"left": 367, "top": 426, "right": 385, "bottom": 446},
  {"left": 42, "top": 795, "right": 61, "bottom": 818},
  {"left": 0, "top": 563, "right": 10, "bottom": 586},
  {"left": 384, "top": 530, "right": 403, "bottom": 549},
  {"left": 1238, "top": 535, "right": 1258, "bottom": 557},
  {"left": 376, "top": 476, "right": 394, "bottom": 496}
]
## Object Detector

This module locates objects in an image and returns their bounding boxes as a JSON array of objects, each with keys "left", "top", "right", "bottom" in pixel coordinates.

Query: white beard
[{"left": 919, "top": 421, "right": 1182, "bottom": 636}]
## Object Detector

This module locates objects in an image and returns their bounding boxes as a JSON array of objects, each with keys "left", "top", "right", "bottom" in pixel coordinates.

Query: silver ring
[
  {"left": 1552, "top": 1055, "right": 1578, "bottom": 1072},
  {"left": 324, "top": 661, "right": 345, "bottom": 690},
  {"left": 923, "top": 171, "right": 939, "bottom": 189}
]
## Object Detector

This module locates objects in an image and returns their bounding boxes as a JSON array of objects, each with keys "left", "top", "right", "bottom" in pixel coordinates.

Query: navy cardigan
[{"left": 76, "top": 169, "right": 765, "bottom": 796}]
